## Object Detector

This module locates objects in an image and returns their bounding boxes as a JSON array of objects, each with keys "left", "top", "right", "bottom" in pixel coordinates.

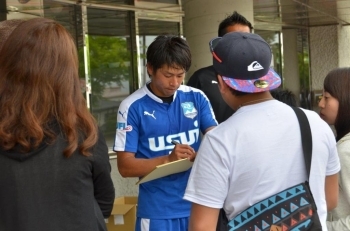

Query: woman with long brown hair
[
  {"left": 0, "top": 18, "right": 115, "bottom": 231},
  {"left": 319, "top": 67, "right": 350, "bottom": 231}
]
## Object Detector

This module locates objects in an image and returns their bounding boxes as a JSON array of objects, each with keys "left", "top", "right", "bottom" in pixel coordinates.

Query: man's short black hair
[
  {"left": 218, "top": 11, "right": 253, "bottom": 37},
  {"left": 146, "top": 34, "right": 191, "bottom": 74},
  {"left": 214, "top": 73, "right": 248, "bottom": 96},
  {"left": 270, "top": 88, "right": 297, "bottom": 107}
]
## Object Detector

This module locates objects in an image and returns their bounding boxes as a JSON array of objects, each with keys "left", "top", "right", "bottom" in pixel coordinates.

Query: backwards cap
[{"left": 211, "top": 32, "right": 281, "bottom": 93}]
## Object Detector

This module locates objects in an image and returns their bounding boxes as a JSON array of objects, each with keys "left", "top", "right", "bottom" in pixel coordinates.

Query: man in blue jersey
[{"left": 114, "top": 35, "right": 217, "bottom": 231}]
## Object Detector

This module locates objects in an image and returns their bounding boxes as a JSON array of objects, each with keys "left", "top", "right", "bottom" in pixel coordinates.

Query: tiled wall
[
  {"left": 110, "top": 159, "right": 139, "bottom": 198},
  {"left": 309, "top": 26, "right": 338, "bottom": 92}
]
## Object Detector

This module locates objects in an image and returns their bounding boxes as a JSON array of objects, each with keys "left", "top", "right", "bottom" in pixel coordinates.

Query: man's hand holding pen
[{"left": 169, "top": 140, "right": 196, "bottom": 162}]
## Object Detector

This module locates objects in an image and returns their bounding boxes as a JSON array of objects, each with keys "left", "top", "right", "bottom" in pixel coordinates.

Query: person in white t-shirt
[{"left": 184, "top": 32, "right": 340, "bottom": 231}]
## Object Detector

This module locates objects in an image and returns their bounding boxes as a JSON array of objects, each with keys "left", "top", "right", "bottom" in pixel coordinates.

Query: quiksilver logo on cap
[{"left": 248, "top": 61, "right": 264, "bottom": 71}]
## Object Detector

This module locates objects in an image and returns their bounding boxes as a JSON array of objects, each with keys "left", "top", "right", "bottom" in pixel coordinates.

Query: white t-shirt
[{"left": 184, "top": 100, "right": 340, "bottom": 231}]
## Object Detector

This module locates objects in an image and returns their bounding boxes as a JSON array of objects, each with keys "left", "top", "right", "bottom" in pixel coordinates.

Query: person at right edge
[
  {"left": 318, "top": 68, "right": 350, "bottom": 231},
  {"left": 184, "top": 32, "right": 340, "bottom": 231},
  {"left": 187, "top": 11, "right": 253, "bottom": 123}
]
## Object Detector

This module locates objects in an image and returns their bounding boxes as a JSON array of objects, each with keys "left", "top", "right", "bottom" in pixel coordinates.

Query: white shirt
[
  {"left": 184, "top": 100, "right": 340, "bottom": 231},
  {"left": 327, "top": 132, "right": 350, "bottom": 231}
]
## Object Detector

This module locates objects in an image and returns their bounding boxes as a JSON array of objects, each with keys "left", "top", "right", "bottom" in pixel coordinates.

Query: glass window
[
  {"left": 86, "top": 0, "right": 129, "bottom": 4},
  {"left": 87, "top": 8, "right": 135, "bottom": 149},
  {"left": 297, "top": 29, "right": 311, "bottom": 109},
  {"left": 135, "top": 0, "right": 178, "bottom": 4},
  {"left": 137, "top": 19, "right": 180, "bottom": 87},
  {"left": 255, "top": 30, "right": 282, "bottom": 79}
]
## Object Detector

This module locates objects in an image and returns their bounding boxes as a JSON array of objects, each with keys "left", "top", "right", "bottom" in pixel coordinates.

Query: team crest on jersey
[{"left": 181, "top": 102, "right": 197, "bottom": 119}]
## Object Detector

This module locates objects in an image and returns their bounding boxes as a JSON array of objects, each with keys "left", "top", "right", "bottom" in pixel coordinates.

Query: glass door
[
  {"left": 137, "top": 19, "right": 181, "bottom": 87},
  {"left": 85, "top": 8, "right": 135, "bottom": 148}
]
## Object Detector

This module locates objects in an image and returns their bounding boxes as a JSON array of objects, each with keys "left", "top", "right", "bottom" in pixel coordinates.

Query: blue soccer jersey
[{"left": 114, "top": 83, "right": 217, "bottom": 219}]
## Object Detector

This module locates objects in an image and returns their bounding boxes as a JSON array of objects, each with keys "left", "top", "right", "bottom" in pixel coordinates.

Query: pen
[{"left": 171, "top": 140, "right": 180, "bottom": 145}]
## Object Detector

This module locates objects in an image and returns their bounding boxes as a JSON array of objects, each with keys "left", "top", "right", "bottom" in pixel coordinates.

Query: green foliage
[
  {"left": 298, "top": 51, "right": 310, "bottom": 89},
  {"left": 79, "top": 35, "right": 131, "bottom": 102}
]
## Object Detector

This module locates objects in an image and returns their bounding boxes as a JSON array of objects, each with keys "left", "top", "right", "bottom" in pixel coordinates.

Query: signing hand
[{"left": 168, "top": 141, "right": 196, "bottom": 162}]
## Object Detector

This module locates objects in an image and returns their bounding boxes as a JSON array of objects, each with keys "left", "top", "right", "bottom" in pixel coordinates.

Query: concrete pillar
[
  {"left": 337, "top": 1, "right": 350, "bottom": 67},
  {"left": 282, "top": 29, "right": 300, "bottom": 105},
  {"left": 338, "top": 24, "right": 350, "bottom": 67},
  {"left": 309, "top": 26, "right": 338, "bottom": 91},
  {"left": 308, "top": 1, "right": 350, "bottom": 111},
  {"left": 309, "top": 25, "right": 338, "bottom": 111},
  {"left": 183, "top": 0, "right": 254, "bottom": 78},
  {"left": 0, "top": 0, "right": 6, "bottom": 21}
]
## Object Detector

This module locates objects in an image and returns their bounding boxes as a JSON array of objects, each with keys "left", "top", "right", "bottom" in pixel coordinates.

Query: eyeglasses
[{"left": 209, "top": 37, "right": 222, "bottom": 63}]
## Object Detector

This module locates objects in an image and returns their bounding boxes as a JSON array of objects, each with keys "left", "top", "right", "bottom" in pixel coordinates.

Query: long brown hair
[
  {"left": 0, "top": 18, "right": 98, "bottom": 157},
  {"left": 324, "top": 67, "right": 350, "bottom": 141}
]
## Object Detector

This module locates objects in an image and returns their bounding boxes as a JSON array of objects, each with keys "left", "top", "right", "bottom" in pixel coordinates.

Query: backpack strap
[{"left": 290, "top": 106, "right": 312, "bottom": 179}]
